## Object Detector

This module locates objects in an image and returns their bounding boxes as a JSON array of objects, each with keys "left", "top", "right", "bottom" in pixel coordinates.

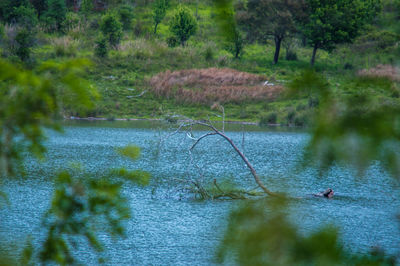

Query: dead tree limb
[
  {"left": 188, "top": 120, "right": 280, "bottom": 197},
  {"left": 157, "top": 113, "right": 280, "bottom": 198}
]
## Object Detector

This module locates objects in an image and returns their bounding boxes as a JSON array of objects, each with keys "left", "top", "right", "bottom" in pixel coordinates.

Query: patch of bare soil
[
  {"left": 149, "top": 68, "right": 283, "bottom": 104},
  {"left": 358, "top": 64, "right": 400, "bottom": 82}
]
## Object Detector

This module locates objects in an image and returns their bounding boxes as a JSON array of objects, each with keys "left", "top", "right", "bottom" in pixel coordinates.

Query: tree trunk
[
  {"left": 154, "top": 23, "right": 158, "bottom": 34},
  {"left": 273, "top": 36, "right": 282, "bottom": 65},
  {"left": 311, "top": 44, "right": 318, "bottom": 66},
  {"left": 235, "top": 47, "right": 240, "bottom": 59}
]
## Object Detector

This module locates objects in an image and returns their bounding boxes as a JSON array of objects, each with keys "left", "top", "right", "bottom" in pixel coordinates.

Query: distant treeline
[{"left": 0, "top": 0, "right": 399, "bottom": 65}]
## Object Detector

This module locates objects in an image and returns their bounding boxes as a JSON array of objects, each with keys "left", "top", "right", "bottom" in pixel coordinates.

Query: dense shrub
[
  {"left": 259, "top": 112, "right": 277, "bottom": 126},
  {"left": 166, "top": 35, "right": 178, "bottom": 47},
  {"left": 41, "top": 0, "right": 67, "bottom": 32},
  {"left": 344, "top": 62, "right": 353, "bottom": 70},
  {"left": 11, "top": 5, "right": 38, "bottom": 29},
  {"left": 308, "top": 96, "right": 319, "bottom": 108},
  {"left": 100, "top": 13, "right": 123, "bottom": 48},
  {"left": 14, "top": 28, "right": 33, "bottom": 61},
  {"left": 286, "top": 108, "right": 296, "bottom": 125},
  {"left": 118, "top": 4, "right": 134, "bottom": 30},
  {"left": 133, "top": 20, "right": 151, "bottom": 37},
  {"left": 294, "top": 113, "right": 309, "bottom": 127},
  {"left": 89, "top": 17, "right": 100, "bottom": 30},
  {"left": 62, "top": 12, "right": 80, "bottom": 32},
  {"left": 296, "top": 103, "right": 306, "bottom": 111},
  {"left": 169, "top": 6, "right": 197, "bottom": 46},
  {"left": 204, "top": 46, "right": 214, "bottom": 61},
  {"left": 0, "top": 0, "right": 31, "bottom": 23},
  {"left": 355, "top": 29, "right": 400, "bottom": 52},
  {"left": 95, "top": 35, "right": 108, "bottom": 58},
  {"left": 80, "top": 0, "right": 93, "bottom": 14},
  {"left": 30, "top": 0, "right": 47, "bottom": 18},
  {"left": 285, "top": 50, "right": 297, "bottom": 61}
]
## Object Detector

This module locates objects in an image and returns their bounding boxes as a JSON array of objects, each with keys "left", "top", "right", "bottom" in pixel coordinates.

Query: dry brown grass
[
  {"left": 50, "top": 36, "right": 81, "bottom": 48},
  {"left": 358, "top": 64, "right": 400, "bottom": 82},
  {"left": 149, "top": 68, "right": 283, "bottom": 104}
]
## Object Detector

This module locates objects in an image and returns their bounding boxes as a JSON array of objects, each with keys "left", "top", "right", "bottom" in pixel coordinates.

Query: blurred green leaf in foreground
[
  {"left": 0, "top": 58, "right": 98, "bottom": 177},
  {"left": 217, "top": 197, "right": 396, "bottom": 265},
  {"left": 36, "top": 145, "right": 149, "bottom": 265},
  {"left": 0, "top": 58, "right": 150, "bottom": 264},
  {"left": 288, "top": 69, "right": 400, "bottom": 178}
]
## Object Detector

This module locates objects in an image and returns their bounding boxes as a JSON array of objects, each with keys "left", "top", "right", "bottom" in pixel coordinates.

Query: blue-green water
[{"left": 1, "top": 121, "right": 399, "bottom": 265}]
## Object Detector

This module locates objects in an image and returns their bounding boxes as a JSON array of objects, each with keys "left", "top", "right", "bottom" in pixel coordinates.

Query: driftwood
[
  {"left": 188, "top": 119, "right": 280, "bottom": 197},
  {"left": 159, "top": 113, "right": 281, "bottom": 198}
]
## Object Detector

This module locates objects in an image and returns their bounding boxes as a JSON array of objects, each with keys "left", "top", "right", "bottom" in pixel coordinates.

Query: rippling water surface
[{"left": 1, "top": 121, "right": 399, "bottom": 265}]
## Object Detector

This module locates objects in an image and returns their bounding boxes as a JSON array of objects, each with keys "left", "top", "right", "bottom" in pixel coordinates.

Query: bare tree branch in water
[
  {"left": 188, "top": 119, "right": 279, "bottom": 197},
  {"left": 158, "top": 110, "right": 280, "bottom": 198}
]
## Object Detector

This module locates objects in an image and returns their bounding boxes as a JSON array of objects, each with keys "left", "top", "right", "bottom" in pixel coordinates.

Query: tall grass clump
[
  {"left": 51, "top": 36, "right": 80, "bottom": 57},
  {"left": 150, "top": 68, "right": 282, "bottom": 105}
]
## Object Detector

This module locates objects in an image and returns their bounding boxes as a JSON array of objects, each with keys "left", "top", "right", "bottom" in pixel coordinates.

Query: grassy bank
[{"left": 3, "top": 0, "right": 400, "bottom": 125}]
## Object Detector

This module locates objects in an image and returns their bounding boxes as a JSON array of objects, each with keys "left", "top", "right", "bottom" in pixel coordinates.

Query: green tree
[
  {"left": 95, "top": 34, "right": 108, "bottom": 57},
  {"left": 14, "top": 28, "right": 33, "bottom": 61},
  {"left": 214, "top": 0, "right": 244, "bottom": 58},
  {"left": 80, "top": 0, "right": 94, "bottom": 14},
  {"left": 31, "top": 0, "right": 47, "bottom": 18},
  {"left": 302, "top": 0, "right": 381, "bottom": 65},
  {"left": 169, "top": 6, "right": 197, "bottom": 47},
  {"left": 100, "top": 13, "right": 123, "bottom": 48},
  {"left": 62, "top": 11, "right": 80, "bottom": 32},
  {"left": 0, "top": 0, "right": 31, "bottom": 23},
  {"left": 153, "top": 0, "right": 167, "bottom": 34},
  {"left": 118, "top": 4, "right": 134, "bottom": 30},
  {"left": 236, "top": 0, "right": 306, "bottom": 64},
  {"left": 41, "top": 0, "right": 67, "bottom": 32},
  {"left": 12, "top": 5, "right": 39, "bottom": 29}
]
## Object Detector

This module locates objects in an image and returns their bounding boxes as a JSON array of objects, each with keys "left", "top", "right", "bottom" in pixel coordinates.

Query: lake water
[{"left": 1, "top": 121, "right": 399, "bottom": 265}]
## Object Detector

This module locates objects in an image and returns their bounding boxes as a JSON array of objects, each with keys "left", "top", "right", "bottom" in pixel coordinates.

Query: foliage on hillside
[{"left": 0, "top": 0, "right": 398, "bottom": 124}]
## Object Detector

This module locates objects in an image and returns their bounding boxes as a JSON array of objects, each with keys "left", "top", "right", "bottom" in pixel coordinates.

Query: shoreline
[{"left": 66, "top": 116, "right": 263, "bottom": 126}]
